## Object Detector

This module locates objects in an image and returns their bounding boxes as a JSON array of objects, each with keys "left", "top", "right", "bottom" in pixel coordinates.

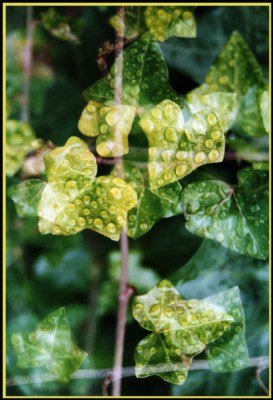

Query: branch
[
  {"left": 6, "top": 356, "right": 269, "bottom": 388},
  {"left": 21, "top": 6, "right": 35, "bottom": 123}
]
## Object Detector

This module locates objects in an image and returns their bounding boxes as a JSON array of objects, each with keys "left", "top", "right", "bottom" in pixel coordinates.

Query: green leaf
[
  {"left": 37, "top": 136, "right": 137, "bottom": 240},
  {"left": 8, "top": 180, "right": 46, "bottom": 217},
  {"left": 41, "top": 8, "right": 81, "bottom": 44},
  {"left": 144, "top": 6, "right": 196, "bottom": 42},
  {"left": 112, "top": 162, "right": 182, "bottom": 239},
  {"left": 186, "top": 84, "right": 238, "bottom": 133},
  {"left": 12, "top": 307, "right": 87, "bottom": 383},
  {"left": 139, "top": 100, "right": 225, "bottom": 190},
  {"left": 133, "top": 280, "right": 233, "bottom": 384},
  {"left": 204, "top": 31, "right": 263, "bottom": 95},
  {"left": 6, "top": 120, "right": 36, "bottom": 177},
  {"left": 206, "top": 287, "right": 249, "bottom": 372},
  {"left": 259, "top": 88, "right": 269, "bottom": 133},
  {"left": 78, "top": 101, "right": 136, "bottom": 157},
  {"left": 83, "top": 32, "right": 183, "bottom": 109},
  {"left": 181, "top": 167, "right": 269, "bottom": 259},
  {"left": 233, "top": 85, "right": 267, "bottom": 137},
  {"left": 110, "top": 7, "right": 146, "bottom": 40}
]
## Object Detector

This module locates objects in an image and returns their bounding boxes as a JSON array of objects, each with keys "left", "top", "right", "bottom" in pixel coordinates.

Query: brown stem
[{"left": 21, "top": 6, "right": 34, "bottom": 123}]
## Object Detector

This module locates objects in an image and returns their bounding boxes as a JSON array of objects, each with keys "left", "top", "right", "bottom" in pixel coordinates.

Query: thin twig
[
  {"left": 21, "top": 6, "right": 34, "bottom": 123},
  {"left": 6, "top": 356, "right": 269, "bottom": 388},
  {"left": 256, "top": 367, "right": 269, "bottom": 395}
]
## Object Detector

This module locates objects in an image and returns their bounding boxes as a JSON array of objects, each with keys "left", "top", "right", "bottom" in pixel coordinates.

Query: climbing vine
[{"left": 5, "top": 5, "right": 269, "bottom": 397}]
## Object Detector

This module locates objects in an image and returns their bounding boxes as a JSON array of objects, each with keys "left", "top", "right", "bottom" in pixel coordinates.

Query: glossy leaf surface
[
  {"left": 206, "top": 287, "right": 249, "bottom": 372},
  {"left": 139, "top": 100, "right": 225, "bottom": 190},
  {"left": 83, "top": 32, "right": 182, "bottom": 109},
  {"left": 133, "top": 280, "right": 233, "bottom": 384},
  {"left": 8, "top": 180, "right": 46, "bottom": 217},
  {"left": 37, "top": 137, "right": 137, "bottom": 240},
  {"left": 144, "top": 6, "right": 196, "bottom": 42},
  {"left": 12, "top": 307, "right": 87, "bottom": 382},
  {"left": 113, "top": 162, "right": 182, "bottom": 239},
  {"left": 181, "top": 167, "right": 269, "bottom": 259},
  {"left": 78, "top": 101, "right": 135, "bottom": 157},
  {"left": 6, "top": 120, "right": 36, "bottom": 177}
]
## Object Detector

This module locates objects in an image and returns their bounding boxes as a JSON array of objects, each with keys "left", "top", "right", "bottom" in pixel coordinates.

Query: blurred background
[{"left": 5, "top": 5, "right": 269, "bottom": 396}]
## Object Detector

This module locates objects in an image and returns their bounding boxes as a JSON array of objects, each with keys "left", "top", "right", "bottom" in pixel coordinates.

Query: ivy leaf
[
  {"left": 206, "top": 287, "right": 249, "bottom": 372},
  {"left": 37, "top": 136, "right": 137, "bottom": 240},
  {"left": 112, "top": 162, "right": 182, "bottom": 239},
  {"left": 144, "top": 6, "right": 196, "bottom": 42},
  {"left": 110, "top": 6, "right": 146, "bottom": 40},
  {"left": 6, "top": 120, "right": 36, "bottom": 177},
  {"left": 234, "top": 85, "right": 268, "bottom": 137},
  {"left": 181, "top": 167, "right": 269, "bottom": 259},
  {"left": 186, "top": 84, "right": 238, "bottom": 133},
  {"left": 41, "top": 8, "right": 81, "bottom": 44},
  {"left": 8, "top": 180, "right": 46, "bottom": 217},
  {"left": 259, "top": 88, "right": 269, "bottom": 133},
  {"left": 78, "top": 101, "right": 136, "bottom": 157},
  {"left": 204, "top": 31, "right": 264, "bottom": 95},
  {"left": 12, "top": 307, "right": 87, "bottom": 383},
  {"left": 83, "top": 32, "right": 183, "bottom": 109},
  {"left": 133, "top": 280, "right": 233, "bottom": 385},
  {"left": 139, "top": 100, "right": 225, "bottom": 190}
]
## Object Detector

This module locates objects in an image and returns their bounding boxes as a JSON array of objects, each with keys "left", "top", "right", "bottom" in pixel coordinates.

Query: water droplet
[
  {"left": 109, "top": 205, "right": 116, "bottom": 214},
  {"left": 216, "top": 232, "right": 225, "bottom": 242},
  {"left": 52, "top": 226, "right": 61, "bottom": 234},
  {"left": 207, "top": 112, "right": 217, "bottom": 126},
  {"left": 195, "top": 152, "right": 206, "bottom": 164},
  {"left": 78, "top": 217, "right": 86, "bottom": 227},
  {"left": 91, "top": 201, "right": 98, "bottom": 209},
  {"left": 100, "top": 124, "right": 108, "bottom": 134},
  {"left": 151, "top": 108, "right": 162, "bottom": 120},
  {"left": 66, "top": 203, "right": 75, "bottom": 212},
  {"left": 83, "top": 208, "right": 91, "bottom": 216},
  {"left": 164, "top": 128, "right": 178, "bottom": 142},
  {"left": 111, "top": 187, "right": 122, "bottom": 200},
  {"left": 86, "top": 102, "right": 96, "bottom": 113},
  {"left": 192, "top": 117, "right": 207, "bottom": 134},
  {"left": 183, "top": 11, "right": 193, "bottom": 25},
  {"left": 140, "top": 222, "right": 148, "bottom": 231},
  {"left": 161, "top": 150, "right": 172, "bottom": 162},
  {"left": 130, "top": 85, "right": 139, "bottom": 97},
  {"left": 208, "top": 150, "right": 220, "bottom": 161},
  {"left": 176, "top": 164, "right": 187, "bottom": 177},
  {"left": 219, "top": 75, "right": 228, "bottom": 85},
  {"left": 247, "top": 240, "right": 257, "bottom": 256},
  {"left": 94, "top": 218, "right": 103, "bottom": 229},
  {"left": 211, "top": 130, "right": 221, "bottom": 140},
  {"left": 149, "top": 147, "right": 157, "bottom": 158},
  {"left": 164, "top": 306, "right": 175, "bottom": 317},
  {"left": 149, "top": 304, "right": 161, "bottom": 316},
  {"left": 176, "top": 151, "right": 187, "bottom": 161},
  {"left": 134, "top": 303, "right": 143, "bottom": 313},
  {"left": 250, "top": 204, "right": 260, "bottom": 213},
  {"left": 107, "top": 223, "right": 117, "bottom": 234},
  {"left": 65, "top": 180, "right": 77, "bottom": 190},
  {"left": 205, "top": 139, "right": 213, "bottom": 148},
  {"left": 105, "top": 110, "right": 118, "bottom": 126}
]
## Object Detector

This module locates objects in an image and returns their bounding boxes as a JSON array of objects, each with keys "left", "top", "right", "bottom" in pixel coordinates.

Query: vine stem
[
  {"left": 21, "top": 6, "right": 34, "bottom": 123},
  {"left": 6, "top": 356, "right": 269, "bottom": 388},
  {"left": 110, "top": 6, "right": 132, "bottom": 397}
]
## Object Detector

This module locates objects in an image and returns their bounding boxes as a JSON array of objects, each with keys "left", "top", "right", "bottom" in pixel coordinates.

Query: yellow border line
[{"left": 3, "top": 3, "right": 271, "bottom": 399}]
